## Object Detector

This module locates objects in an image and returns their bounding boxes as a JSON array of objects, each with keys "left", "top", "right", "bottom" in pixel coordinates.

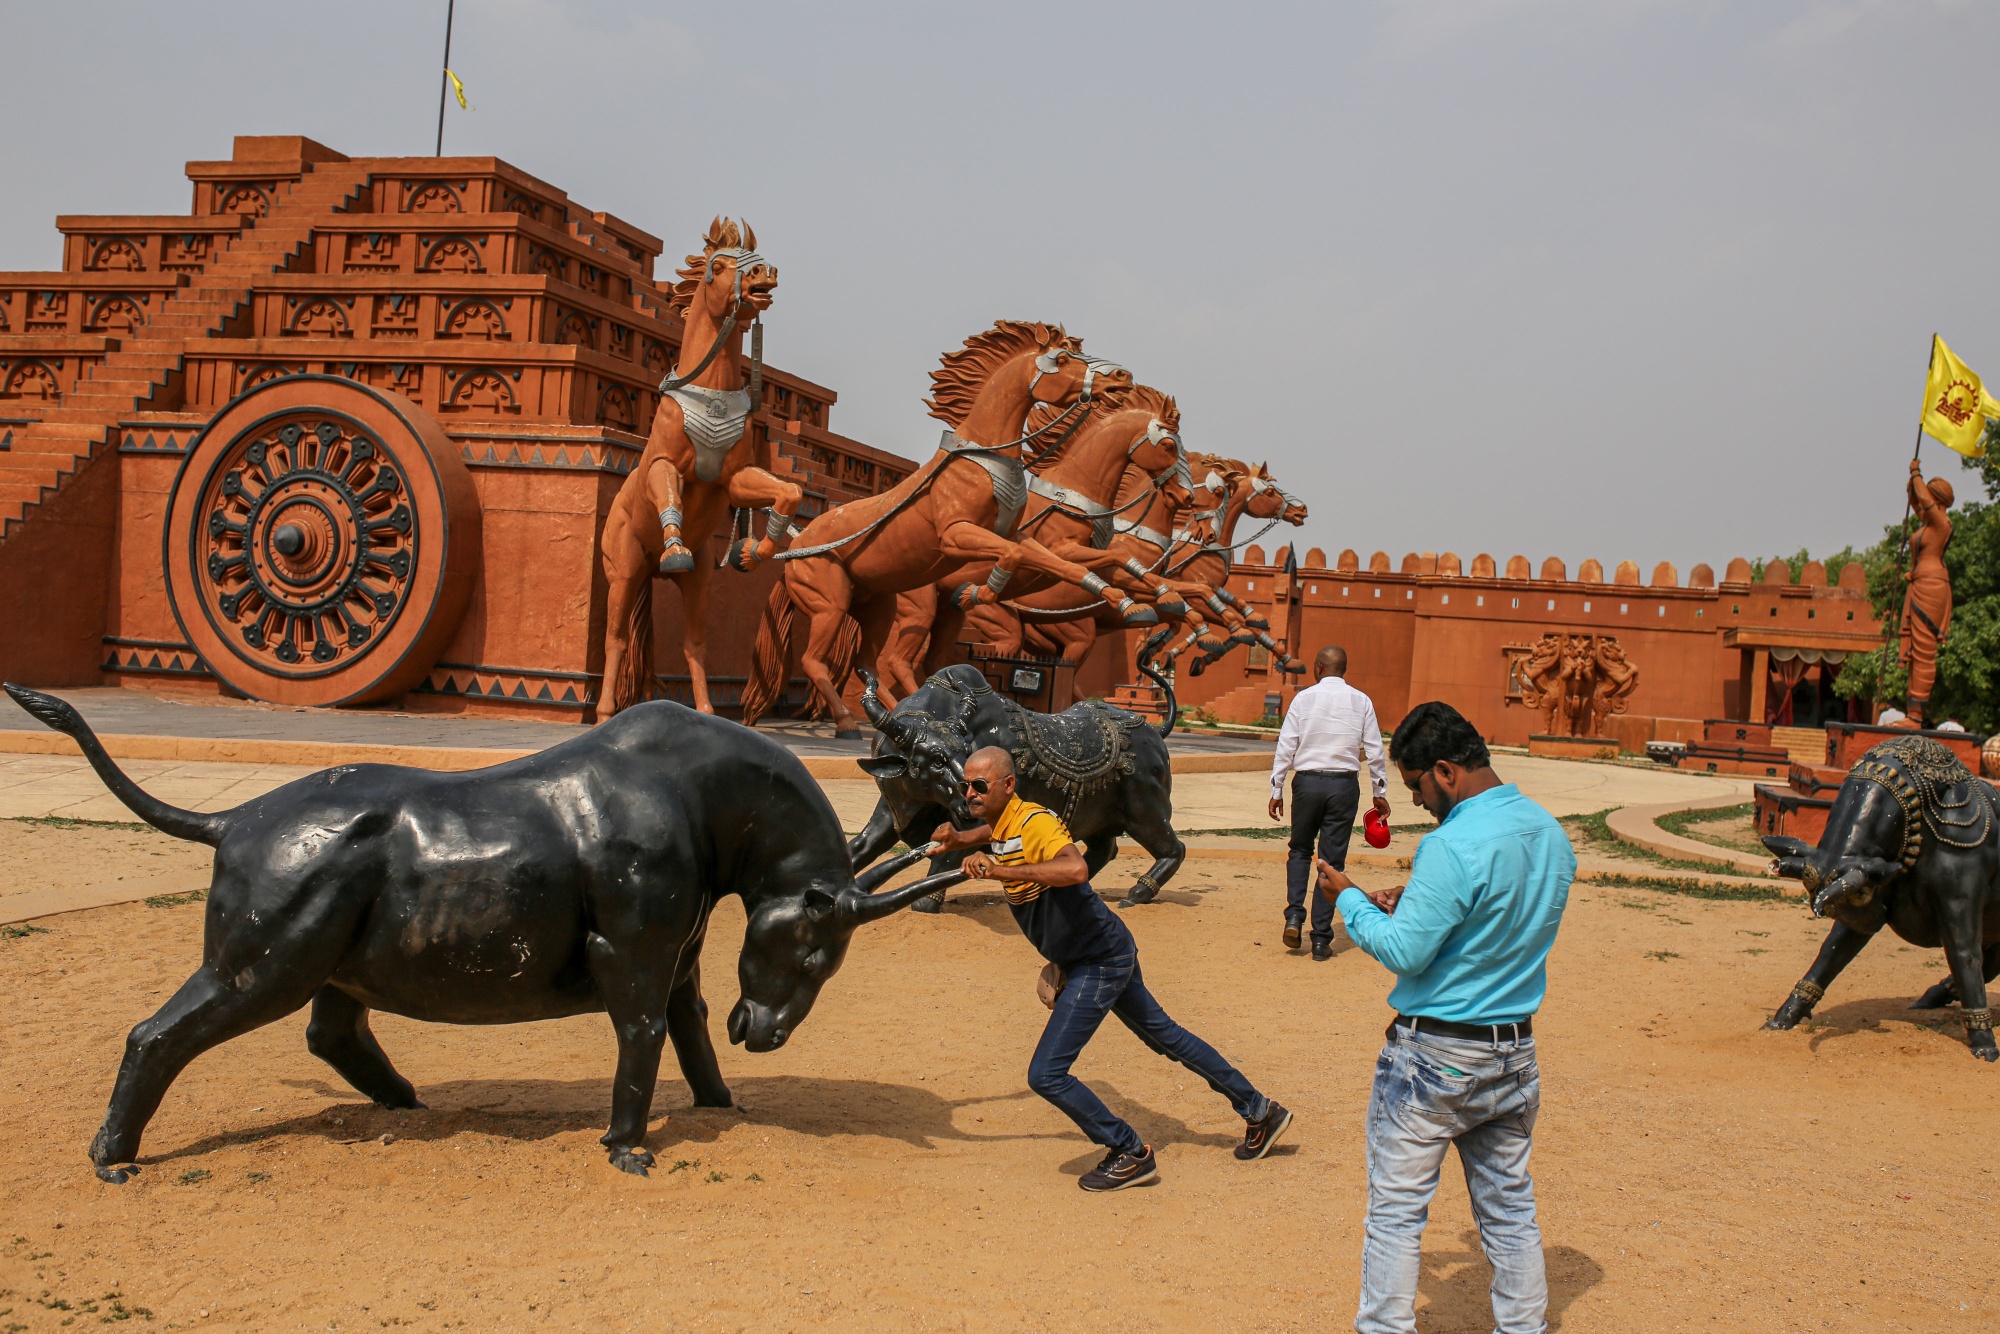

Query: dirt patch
[{"left": 1, "top": 845, "right": 1996, "bottom": 1331}]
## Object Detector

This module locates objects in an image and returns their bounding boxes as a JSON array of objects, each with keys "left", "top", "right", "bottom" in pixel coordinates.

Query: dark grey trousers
[{"left": 1286, "top": 770, "right": 1359, "bottom": 947}]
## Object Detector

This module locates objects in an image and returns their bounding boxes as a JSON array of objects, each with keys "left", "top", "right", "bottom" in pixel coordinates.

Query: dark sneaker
[
  {"left": 1312, "top": 940, "right": 1332, "bottom": 961},
  {"left": 1236, "top": 1101, "right": 1293, "bottom": 1161},
  {"left": 1079, "top": 1144, "right": 1158, "bottom": 1192},
  {"left": 1282, "top": 921, "right": 1303, "bottom": 950}
]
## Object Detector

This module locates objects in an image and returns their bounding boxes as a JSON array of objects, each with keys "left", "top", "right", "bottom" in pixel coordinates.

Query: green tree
[{"left": 1832, "top": 424, "right": 2000, "bottom": 732}]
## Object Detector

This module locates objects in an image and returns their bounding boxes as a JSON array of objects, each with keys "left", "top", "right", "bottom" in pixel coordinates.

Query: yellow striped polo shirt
[{"left": 987, "top": 797, "right": 1081, "bottom": 903}]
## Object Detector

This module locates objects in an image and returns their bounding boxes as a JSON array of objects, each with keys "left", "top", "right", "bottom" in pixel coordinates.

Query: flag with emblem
[{"left": 1920, "top": 334, "right": 2000, "bottom": 458}]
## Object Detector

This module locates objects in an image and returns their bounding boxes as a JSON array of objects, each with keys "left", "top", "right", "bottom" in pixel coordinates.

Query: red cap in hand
[{"left": 1363, "top": 808, "right": 1391, "bottom": 849}]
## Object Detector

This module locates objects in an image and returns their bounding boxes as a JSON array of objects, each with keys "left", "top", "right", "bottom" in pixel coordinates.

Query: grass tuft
[
  {"left": 143, "top": 890, "right": 205, "bottom": 909},
  {"left": 3, "top": 815, "right": 146, "bottom": 830},
  {"left": 1586, "top": 872, "right": 1791, "bottom": 902}
]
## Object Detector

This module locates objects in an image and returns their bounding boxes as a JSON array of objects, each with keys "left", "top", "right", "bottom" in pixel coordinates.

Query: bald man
[
  {"left": 1270, "top": 646, "right": 1390, "bottom": 959},
  {"left": 934, "top": 746, "right": 1291, "bottom": 1191}
]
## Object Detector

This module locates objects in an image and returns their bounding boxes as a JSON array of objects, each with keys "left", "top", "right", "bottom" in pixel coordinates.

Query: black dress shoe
[
  {"left": 1311, "top": 940, "right": 1332, "bottom": 961},
  {"left": 1282, "top": 922, "right": 1302, "bottom": 950}
]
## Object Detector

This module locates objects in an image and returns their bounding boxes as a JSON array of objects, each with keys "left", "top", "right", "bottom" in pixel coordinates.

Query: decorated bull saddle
[
  {"left": 1851, "top": 735, "right": 1994, "bottom": 870},
  {"left": 1001, "top": 697, "right": 1146, "bottom": 819}
]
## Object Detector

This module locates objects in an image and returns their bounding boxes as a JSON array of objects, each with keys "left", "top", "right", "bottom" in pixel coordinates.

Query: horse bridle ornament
[
  {"left": 659, "top": 246, "right": 774, "bottom": 399},
  {"left": 1016, "top": 351, "right": 1127, "bottom": 457}
]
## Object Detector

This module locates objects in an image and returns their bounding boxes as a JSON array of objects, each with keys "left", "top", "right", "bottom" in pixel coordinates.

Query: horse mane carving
[
  {"left": 664, "top": 216, "right": 757, "bottom": 315},
  {"left": 1188, "top": 452, "right": 1243, "bottom": 486},
  {"left": 925, "top": 320, "right": 1078, "bottom": 427},
  {"left": 1121, "top": 385, "right": 1179, "bottom": 434}
]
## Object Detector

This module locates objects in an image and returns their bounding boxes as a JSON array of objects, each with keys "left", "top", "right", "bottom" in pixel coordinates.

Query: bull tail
[
  {"left": 740, "top": 580, "right": 797, "bottom": 726},
  {"left": 3, "top": 683, "right": 232, "bottom": 845},
  {"left": 1135, "top": 629, "right": 1178, "bottom": 739}
]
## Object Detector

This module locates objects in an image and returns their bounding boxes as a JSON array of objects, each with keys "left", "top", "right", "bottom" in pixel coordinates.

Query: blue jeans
[
  {"left": 1358, "top": 1026, "right": 1545, "bottom": 1334},
  {"left": 1027, "top": 953, "right": 1268, "bottom": 1157}
]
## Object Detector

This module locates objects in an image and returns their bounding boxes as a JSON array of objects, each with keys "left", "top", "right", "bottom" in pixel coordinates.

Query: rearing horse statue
[
  {"left": 1153, "top": 456, "right": 1309, "bottom": 675},
  {"left": 599, "top": 219, "right": 802, "bottom": 718},
  {"left": 739, "top": 320, "right": 1135, "bottom": 737}
]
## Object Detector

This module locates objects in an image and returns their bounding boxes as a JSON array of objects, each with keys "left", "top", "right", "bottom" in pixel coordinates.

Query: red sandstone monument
[{"left": 0, "top": 136, "right": 913, "bottom": 718}]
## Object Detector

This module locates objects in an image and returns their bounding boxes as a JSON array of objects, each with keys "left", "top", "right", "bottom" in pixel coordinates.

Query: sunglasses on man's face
[{"left": 963, "top": 778, "right": 991, "bottom": 795}]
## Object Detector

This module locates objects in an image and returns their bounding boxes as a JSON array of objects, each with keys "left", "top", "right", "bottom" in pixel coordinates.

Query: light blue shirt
[{"left": 1336, "top": 783, "right": 1574, "bottom": 1025}]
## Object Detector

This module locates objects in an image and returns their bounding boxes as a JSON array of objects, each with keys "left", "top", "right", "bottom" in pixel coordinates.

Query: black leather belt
[
  {"left": 1390, "top": 1014, "right": 1532, "bottom": 1043},
  {"left": 1296, "top": 769, "right": 1358, "bottom": 779}
]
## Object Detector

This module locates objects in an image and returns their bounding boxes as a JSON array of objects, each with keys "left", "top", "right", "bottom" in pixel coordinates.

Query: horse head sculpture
[{"left": 668, "top": 216, "right": 777, "bottom": 330}]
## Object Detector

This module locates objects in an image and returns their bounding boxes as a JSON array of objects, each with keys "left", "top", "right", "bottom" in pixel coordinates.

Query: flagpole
[
  {"left": 1897, "top": 334, "right": 1936, "bottom": 576},
  {"left": 435, "top": 0, "right": 456, "bottom": 157}
]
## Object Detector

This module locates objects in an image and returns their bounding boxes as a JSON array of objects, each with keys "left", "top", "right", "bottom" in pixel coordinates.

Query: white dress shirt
[{"left": 1270, "top": 675, "right": 1388, "bottom": 801}]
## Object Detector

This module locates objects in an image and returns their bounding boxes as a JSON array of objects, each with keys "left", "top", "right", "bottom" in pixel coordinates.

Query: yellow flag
[
  {"left": 446, "top": 68, "right": 470, "bottom": 111},
  {"left": 1920, "top": 334, "right": 2000, "bottom": 458}
]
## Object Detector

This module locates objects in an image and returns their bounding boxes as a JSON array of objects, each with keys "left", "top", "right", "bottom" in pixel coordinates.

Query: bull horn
[
  {"left": 851, "top": 842, "right": 934, "bottom": 896},
  {"left": 859, "top": 669, "right": 891, "bottom": 730},
  {"left": 843, "top": 866, "right": 971, "bottom": 925}
]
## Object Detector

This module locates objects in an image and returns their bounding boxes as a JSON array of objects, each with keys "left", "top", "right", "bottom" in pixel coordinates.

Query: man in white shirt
[{"left": 1268, "top": 646, "right": 1390, "bottom": 960}]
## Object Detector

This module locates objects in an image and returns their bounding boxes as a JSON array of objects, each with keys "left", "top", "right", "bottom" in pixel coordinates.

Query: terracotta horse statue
[
  {"left": 879, "top": 387, "right": 1199, "bottom": 689},
  {"left": 984, "top": 449, "right": 1248, "bottom": 704},
  {"left": 874, "top": 393, "right": 1227, "bottom": 692},
  {"left": 1152, "top": 457, "right": 1309, "bottom": 676},
  {"left": 599, "top": 218, "right": 802, "bottom": 718},
  {"left": 738, "top": 320, "right": 1135, "bottom": 737}
]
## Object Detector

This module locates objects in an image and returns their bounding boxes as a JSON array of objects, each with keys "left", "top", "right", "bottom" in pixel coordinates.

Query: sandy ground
[{"left": 3, "top": 822, "right": 1997, "bottom": 1332}]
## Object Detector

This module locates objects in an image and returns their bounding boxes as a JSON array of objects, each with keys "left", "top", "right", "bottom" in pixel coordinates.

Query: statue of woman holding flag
[
  {"left": 1899, "top": 457, "right": 1953, "bottom": 726},
  {"left": 1897, "top": 334, "right": 1995, "bottom": 725}
]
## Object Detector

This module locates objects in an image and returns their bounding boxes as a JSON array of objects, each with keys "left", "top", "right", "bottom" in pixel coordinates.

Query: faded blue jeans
[
  {"left": 1028, "top": 953, "right": 1268, "bottom": 1157},
  {"left": 1358, "top": 1025, "right": 1545, "bottom": 1334}
]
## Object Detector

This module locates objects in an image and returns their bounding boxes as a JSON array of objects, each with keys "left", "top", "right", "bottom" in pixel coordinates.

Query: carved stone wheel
[{"left": 164, "top": 375, "right": 481, "bottom": 706}]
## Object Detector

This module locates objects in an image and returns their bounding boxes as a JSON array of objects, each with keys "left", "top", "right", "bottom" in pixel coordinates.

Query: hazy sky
[{"left": 5, "top": 1, "right": 1995, "bottom": 575}]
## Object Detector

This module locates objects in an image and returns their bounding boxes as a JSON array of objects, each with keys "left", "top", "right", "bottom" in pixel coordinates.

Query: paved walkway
[
  {"left": 0, "top": 746, "right": 1753, "bottom": 833},
  {"left": 0, "top": 687, "right": 1273, "bottom": 759}
]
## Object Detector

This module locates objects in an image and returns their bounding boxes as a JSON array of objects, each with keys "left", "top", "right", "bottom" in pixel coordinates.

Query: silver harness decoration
[
  {"left": 942, "top": 431, "right": 1028, "bottom": 538},
  {"left": 665, "top": 382, "right": 754, "bottom": 482},
  {"left": 659, "top": 245, "right": 771, "bottom": 481}
]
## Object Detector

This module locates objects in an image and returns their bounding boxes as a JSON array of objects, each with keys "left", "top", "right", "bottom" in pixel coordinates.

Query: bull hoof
[
  {"left": 1158, "top": 598, "right": 1190, "bottom": 618},
  {"left": 692, "top": 1091, "right": 735, "bottom": 1109},
  {"left": 1910, "top": 983, "right": 1958, "bottom": 1010},
  {"left": 1764, "top": 1007, "right": 1807, "bottom": 1031},
  {"left": 608, "top": 1146, "right": 655, "bottom": 1176},
  {"left": 1119, "top": 887, "right": 1159, "bottom": 909},
  {"left": 657, "top": 546, "right": 695, "bottom": 575},
  {"left": 1120, "top": 605, "right": 1160, "bottom": 628},
  {"left": 94, "top": 1164, "right": 137, "bottom": 1184},
  {"left": 835, "top": 729, "right": 863, "bottom": 741},
  {"left": 1972, "top": 1040, "right": 1999, "bottom": 1062},
  {"left": 910, "top": 893, "right": 944, "bottom": 914},
  {"left": 1188, "top": 657, "right": 1208, "bottom": 678}
]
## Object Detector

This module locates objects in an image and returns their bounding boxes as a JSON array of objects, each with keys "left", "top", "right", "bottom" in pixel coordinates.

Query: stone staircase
[
  {"left": 0, "top": 160, "right": 372, "bottom": 539},
  {"left": 1192, "top": 681, "right": 1284, "bottom": 726}
]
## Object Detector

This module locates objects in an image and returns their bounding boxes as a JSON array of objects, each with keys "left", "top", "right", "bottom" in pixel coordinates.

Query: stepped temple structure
[
  {"left": 1168, "top": 547, "right": 1888, "bottom": 749},
  {"left": 0, "top": 136, "right": 913, "bottom": 718}
]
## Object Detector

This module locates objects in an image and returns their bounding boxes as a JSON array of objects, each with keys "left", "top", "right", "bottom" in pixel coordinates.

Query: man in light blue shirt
[{"left": 1317, "top": 701, "right": 1574, "bottom": 1334}]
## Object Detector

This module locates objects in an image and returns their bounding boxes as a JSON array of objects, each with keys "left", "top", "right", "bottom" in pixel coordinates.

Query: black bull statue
[
  {"left": 847, "top": 665, "right": 1184, "bottom": 908},
  {"left": 2, "top": 683, "right": 961, "bottom": 1180},
  {"left": 1763, "top": 734, "right": 2000, "bottom": 1060}
]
